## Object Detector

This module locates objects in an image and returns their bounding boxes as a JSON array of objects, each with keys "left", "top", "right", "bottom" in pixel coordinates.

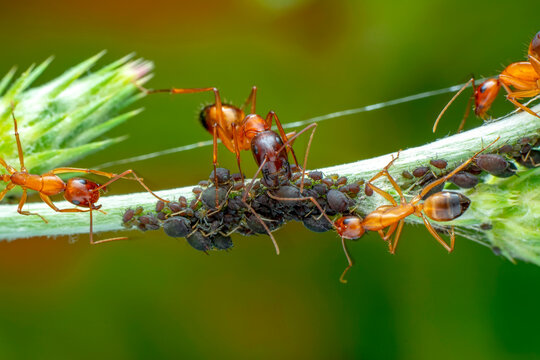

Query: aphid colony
[{"left": 122, "top": 135, "right": 537, "bottom": 282}]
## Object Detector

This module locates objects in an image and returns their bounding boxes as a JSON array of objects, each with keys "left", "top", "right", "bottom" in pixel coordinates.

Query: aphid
[
  {"left": 123, "top": 208, "right": 135, "bottom": 223},
  {"left": 186, "top": 231, "right": 212, "bottom": 252},
  {"left": 327, "top": 189, "right": 350, "bottom": 213},
  {"left": 412, "top": 166, "right": 430, "bottom": 178},
  {"left": 163, "top": 217, "right": 191, "bottom": 238},
  {"left": 333, "top": 140, "right": 497, "bottom": 283},
  {"left": 498, "top": 144, "right": 514, "bottom": 154},
  {"left": 430, "top": 159, "right": 448, "bottom": 169},
  {"left": 168, "top": 201, "right": 183, "bottom": 213},
  {"left": 475, "top": 154, "right": 516, "bottom": 177},
  {"left": 401, "top": 170, "right": 413, "bottom": 179},
  {"left": 335, "top": 177, "right": 348, "bottom": 186},
  {"left": 308, "top": 171, "right": 323, "bottom": 181},
  {"left": 433, "top": 31, "right": 540, "bottom": 133},
  {"left": 0, "top": 108, "right": 168, "bottom": 244},
  {"left": 212, "top": 234, "right": 233, "bottom": 250},
  {"left": 450, "top": 171, "right": 479, "bottom": 189},
  {"left": 155, "top": 200, "right": 165, "bottom": 212},
  {"left": 364, "top": 184, "right": 374, "bottom": 196}
]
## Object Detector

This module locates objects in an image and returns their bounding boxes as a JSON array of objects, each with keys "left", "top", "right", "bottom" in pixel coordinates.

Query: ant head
[
  {"left": 63, "top": 177, "right": 101, "bottom": 208},
  {"left": 199, "top": 104, "right": 244, "bottom": 134},
  {"left": 529, "top": 31, "right": 540, "bottom": 59},
  {"left": 334, "top": 216, "right": 365, "bottom": 240},
  {"left": 474, "top": 78, "right": 500, "bottom": 117}
]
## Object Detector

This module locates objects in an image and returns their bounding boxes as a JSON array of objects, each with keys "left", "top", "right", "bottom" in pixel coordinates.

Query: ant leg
[
  {"left": 419, "top": 213, "right": 453, "bottom": 252},
  {"left": 140, "top": 85, "right": 227, "bottom": 126},
  {"left": 50, "top": 168, "right": 169, "bottom": 203},
  {"left": 140, "top": 86, "right": 218, "bottom": 97},
  {"left": 339, "top": 237, "right": 354, "bottom": 284},
  {"left": 50, "top": 167, "right": 132, "bottom": 178},
  {"left": 381, "top": 222, "right": 398, "bottom": 241},
  {"left": 211, "top": 123, "right": 220, "bottom": 207},
  {"left": 366, "top": 153, "right": 403, "bottom": 203},
  {"left": 366, "top": 183, "right": 398, "bottom": 206},
  {"left": 9, "top": 105, "right": 27, "bottom": 172},
  {"left": 18, "top": 189, "right": 47, "bottom": 223},
  {"left": 297, "top": 123, "right": 317, "bottom": 193},
  {"left": 273, "top": 122, "right": 318, "bottom": 193},
  {"left": 93, "top": 169, "right": 169, "bottom": 203},
  {"left": 265, "top": 111, "right": 300, "bottom": 168},
  {"left": 457, "top": 93, "right": 474, "bottom": 133},
  {"left": 388, "top": 219, "right": 405, "bottom": 254},
  {"left": 242, "top": 157, "right": 267, "bottom": 202},
  {"left": 240, "top": 198, "right": 280, "bottom": 255},
  {"left": 241, "top": 86, "right": 257, "bottom": 113},
  {"left": 88, "top": 207, "right": 129, "bottom": 245},
  {"left": 501, "top": 84, "right": 540, "bottom": 118},
  {"left": 231, "top": 123, "right": 245, "bottom": 186},
  {"left": 0, "top": 158, "right": 16, "bottom": 174},
  {"left": 449, "top": 226, "right": 455, "bottom": 251},
  {"left": 417, "top": 137, "right": 499, "bottom": 201},
  {"left": 0, "top": 183, "right": 15, "bottom": 202},
  {"left": 38, "top": 193, "right": 91, "bottom": 213},
  {"left": 433, "top": 77, "right": 475, "bottom": 132}
]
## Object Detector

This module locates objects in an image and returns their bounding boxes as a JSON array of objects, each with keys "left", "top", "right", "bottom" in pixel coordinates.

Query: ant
[
  {"left": 333, "top": 139, "right": 498, "bottom": 283},
  {"left": 433, "top": 31, "right": 540, "bottom": 133},
  {"left": 139, "top": 85, "right": 317, "bottom": 195},
  {"left": 139, "top": 85, "right": 319, "bottom": 254},
  {"left": 0, "top": 107, "right": 169, "bottom": 244}
]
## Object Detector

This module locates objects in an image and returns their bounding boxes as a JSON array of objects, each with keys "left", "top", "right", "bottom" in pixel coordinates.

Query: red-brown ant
[
  {"left": 139, "top": 85, "right": 320, "bottom": 254},
  {"left": 139, "top": 85, "right": 317, "bottom": 193},
  {"left": 0, "top": 108, "right": 168, "bottom": 244},
  {"left": 433, "top": 31, "right": 540, "bottom": 133},
  {"left": 333, "top": 139, "right": 497, "bottom": 283}
]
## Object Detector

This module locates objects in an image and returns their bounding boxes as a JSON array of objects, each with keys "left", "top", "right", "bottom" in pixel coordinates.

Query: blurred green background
[{"left": 1, "top": 1, "right": 539, "bottom": 359}]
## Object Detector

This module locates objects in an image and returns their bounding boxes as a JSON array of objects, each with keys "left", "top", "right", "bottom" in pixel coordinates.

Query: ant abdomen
[
  {"left": 422, "top": 191, "right": 470, "bottom": 222},
  {"left": 251, "top": 130, "right": 291, "bottom": 187}
]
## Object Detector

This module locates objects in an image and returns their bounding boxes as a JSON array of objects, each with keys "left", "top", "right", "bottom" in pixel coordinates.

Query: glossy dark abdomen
[{"left": 251, "top": 130, "right": 291, "bottom": 187}]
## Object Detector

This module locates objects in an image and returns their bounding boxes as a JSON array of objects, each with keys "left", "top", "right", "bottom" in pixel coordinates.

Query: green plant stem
[{"left": 0, "top": 104, "right": 539, "bottom": 263}]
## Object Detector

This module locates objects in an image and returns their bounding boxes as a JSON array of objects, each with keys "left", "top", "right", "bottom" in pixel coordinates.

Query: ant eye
[
  {"left": 72, "top": 200, "right": 80, "bottom": 205},
  {"left": 198, "top": 107, "right": 210, "bottom": 131}
]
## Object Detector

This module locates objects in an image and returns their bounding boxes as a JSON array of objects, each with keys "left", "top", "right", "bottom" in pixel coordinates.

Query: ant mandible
[
  {"left": 433, "top": 31, "right": 540, "bottom": 133},
  {"left": 0, "top": 107, "right": 169, "bottom": 244},
  {"left": 333, "top": 138, "right": 498, "bottom": 283}
]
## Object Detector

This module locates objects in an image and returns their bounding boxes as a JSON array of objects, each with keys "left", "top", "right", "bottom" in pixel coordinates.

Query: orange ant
[
  {"left": 433, "top": 31, "right": 540, "bottom": 133},
  {"left": 0, "top": 107, "right": 168, "bottom": 244},
  {"left": 333, "top": 139, "right": 497, "bottom": 283}
]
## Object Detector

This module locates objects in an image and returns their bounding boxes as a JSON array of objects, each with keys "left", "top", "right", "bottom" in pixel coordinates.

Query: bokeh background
[{"left": 1, "top": 1, "right": 539, "bottom": 359}]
